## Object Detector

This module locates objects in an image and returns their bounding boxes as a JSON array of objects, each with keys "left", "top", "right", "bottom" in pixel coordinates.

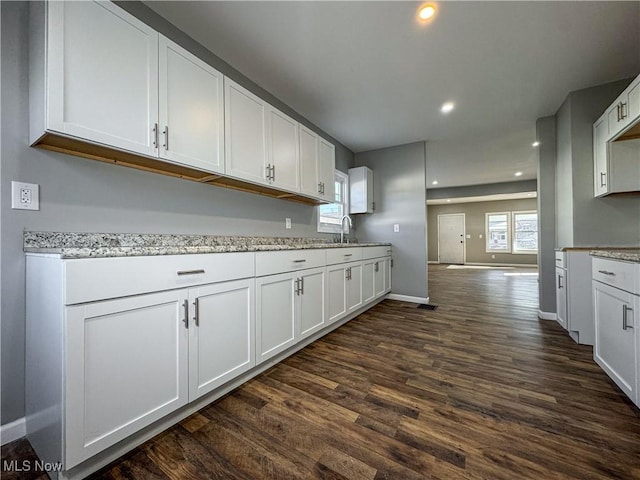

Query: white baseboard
[
  {"left": 386, "top": 294, "right": 430, "bottom": 304},
  {"left": 538, "top": 310, "right": 557, "bottom": 321},
  {"left": 464, "top": 262, "right": 538, "bottom": 268},
  {"left": 1, "top": 417, "right": 26, "bottom": 445},
  {"left": 427, "top": 260, "right": 439, "bottom": 264}
]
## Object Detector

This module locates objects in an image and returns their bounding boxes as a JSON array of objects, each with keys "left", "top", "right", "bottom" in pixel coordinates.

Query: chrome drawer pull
[
  {"left": 177, "top": 269, "right": 205, "bottom": 276},
  {"left": 623, "top": 305, "right": 633, "bottom": 330},
  {"left": 597, "top": 270, "right": 616, "bottom": 276},
  {"left": 293, "top": 259, "right": 307, "bottom": 263},
  {"left": 344, "top": 254, "right": 353, "bottom": 257}
]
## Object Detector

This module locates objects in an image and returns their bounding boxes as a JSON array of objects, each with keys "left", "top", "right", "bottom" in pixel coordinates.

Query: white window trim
[
  {"left": 485, "top": 211, "right": 512, "bottom": 253},
  {"left": 512, "top": 210, "right": 538, "bottom": 255},
  {"left": 317, "top": 170, "right": 349, "bottom": 234}
]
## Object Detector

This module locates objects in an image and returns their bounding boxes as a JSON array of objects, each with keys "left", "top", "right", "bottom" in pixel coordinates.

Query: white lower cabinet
[
  {"left": 256, "top": 272, "right": 297, "bottom": 363},
  {"left": 26, "top": 245, "right": 390, "bottom": 478},
  {"left": 188, "top": 279, "right": 255, "bottom": 401},
  {"left": 65, "top": 289, "right": 189, "bottom": 468},
  {"left": 556, "top": 266, "right": 568, "bottom": 330},
  {"left": 593, "top": 281, "right": 638, "bottom": 404},
  {"left": 256, "top": 267, "right": 327, "bottom": 363}
]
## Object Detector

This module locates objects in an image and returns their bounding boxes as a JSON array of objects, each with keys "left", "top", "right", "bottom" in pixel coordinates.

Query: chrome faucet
[{"left": 340, "top": 214, "right": 353, "bottom": 244}]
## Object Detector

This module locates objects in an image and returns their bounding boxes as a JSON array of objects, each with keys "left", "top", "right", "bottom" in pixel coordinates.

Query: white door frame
[{"left": 437, "top": 213, "right": 466, "bottom": 264}]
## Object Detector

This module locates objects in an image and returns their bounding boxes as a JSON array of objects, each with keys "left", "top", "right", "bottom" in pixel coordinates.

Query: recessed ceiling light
[
  {"left": 532, "top": 141, "right": 540, "bottom": 147},
  {"left": 418, "top": 4, "right": 436, "bottom": 21},
  {"left": 515, "top": 171, "right": 523, "bottom": 177},
  {"left": 432, "top": 180, "right": 438, "bottom": 185},
  {"left": 527, "top": 193, "right": 533, "bottom": 196},
  {"left": 441, "top": 102, "right": 455, "bottom": 114},
  {"left": 446, "top": 199, "right": 451, "bottom": 202}
]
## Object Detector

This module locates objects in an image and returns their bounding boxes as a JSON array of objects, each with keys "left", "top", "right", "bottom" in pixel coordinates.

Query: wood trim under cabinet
[{"left": 33, "top": 132, "right": 321, "bottom": 206}]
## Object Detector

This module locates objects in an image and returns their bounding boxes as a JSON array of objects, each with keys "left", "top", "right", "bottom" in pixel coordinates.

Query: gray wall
[
  {"left": 1, "top": 2, "right": 355, "bottom": 425},
  {"left": 427, "top": 198, "right": 538, "bottom": 265},
  {"left": 569, "top": 82, "right": 640, "bottom": 246},
  {"left": 354, "top": 142, "right": 428, "bottom": 300},
  {"left": 536, "top": 116, "right": 557, "bottom": 314},
  {"left": 555, "top": 97, "right": 574, "bottom": 247},
  {"left": 554, "top": 78, "right": 640, "bottom": 249}
]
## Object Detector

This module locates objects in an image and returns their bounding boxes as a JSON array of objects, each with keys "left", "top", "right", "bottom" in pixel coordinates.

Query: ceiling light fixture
[
  {"left": 515, "top": 171, "right": 523, "bottom": 177},
  {"left": 418, "top": 4, "right": 436, "bottom": 21},
  {"left": 441, "top": 102, "right": 455, "bottom": 114},
  {"left": 532, "top": 141, "right": 540, "bottom": 147},
  {"left": 446, "top": 199, "right": 451, "bottom": 202},
  {"left": 432, "top": 180, "right": 438, "bottom": 185}
]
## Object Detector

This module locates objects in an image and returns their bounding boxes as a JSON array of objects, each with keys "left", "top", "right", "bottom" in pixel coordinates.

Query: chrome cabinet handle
[
  {"left": 152, "top": 123, "right": 159, "bottom": 148},
  {"left": 294, "top": 278, "right": 301, "bottom": 295},
  {"left": 163, "top": 126, "right": 169, "bottom": 150},
  {"left": 182, "top": 300, "right": 189, "bottom": 329},
  {"left": 558, "top": 275, "right": 563, "bottom": 289},
  {"left": 193, "top": 298, "right": 200, "bottom": 327},
  {"left": 597, "top": 270, "right": 616, "bottom": 276},
  {"left": 344, "top": 254, "right": 353, "bottom": 257},
  {"left": 293, "top": 259, "right": 307, "bottom": 263},
  {"left": 616, "top": 103, "right": 621, "bottom": 122},
  {"left": 177, "top": 269, "right": 205, "bottom": 276},
  {"left": 555, "top": 258, "right": 562, "bottom": 262},
  {"left": 266, "top": 164, "right": 271, "bottom": 180},
  {"left": 623, "top": 305, "right": 633, "bottom": 330},
  {"left": 300, "top": 276, "right": 304, "bottom": 295},
  {"left": 600, "top": 172, "right": 606, "bottom": 187},
  {"left": 620, "top": 102, "right": 628, "bottom": 120},
  {"left": 374, "top": 262, "right": 379, "bottom": 272},
  {"left": 271, "top": 165, "right": 275, "bottom": 181}
]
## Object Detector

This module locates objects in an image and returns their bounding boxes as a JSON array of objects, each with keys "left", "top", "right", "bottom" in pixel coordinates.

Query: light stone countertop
[
  {"left": 589, "top": 249, "right": 640, "bottom": 263},
  {"left": 23, "top": 232, "right": 391, "bottom": 259}
]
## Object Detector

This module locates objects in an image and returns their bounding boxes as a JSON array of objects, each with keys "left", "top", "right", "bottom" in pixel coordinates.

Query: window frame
[
  {"left": 512, "top": 210, "right": 538, "bottom": 254},
  {"left": 485, "top": 211, "right": 512, "bottom": 253},
  {"left": 317, "top": 170, "right": 350, "bottom": 234}
]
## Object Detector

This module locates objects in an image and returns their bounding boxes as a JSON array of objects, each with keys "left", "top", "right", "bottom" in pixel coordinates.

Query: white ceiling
[{"left": 144, "top": 1, "right": 640, "bottom": 188}]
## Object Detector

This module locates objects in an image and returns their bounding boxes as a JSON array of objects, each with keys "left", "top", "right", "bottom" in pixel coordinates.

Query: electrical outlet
[
  {"left": 11, "top": 181, "right": 39, "bottom": 210},
  {"left": 491, "top": 254, "right": 495, "bottom": 259},
  {"left": 285, "top": 218, "right": 292, "bottom": 229},
  {"left": 393, "top": 224, "right": 400, "bottom": 233}
]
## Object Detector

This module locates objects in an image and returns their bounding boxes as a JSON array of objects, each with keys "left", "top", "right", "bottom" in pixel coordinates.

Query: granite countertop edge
[
  {"left": 23, "top": 232, "right": 392, "bottom": 259},
  {"left": 589, "top": 249, "right": 640, "bottom": 263}
]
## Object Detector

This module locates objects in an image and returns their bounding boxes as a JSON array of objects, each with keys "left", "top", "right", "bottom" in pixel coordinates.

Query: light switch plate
[
  {"left": 11, "top": 181, "right": 39, "bottom": 210},
  {"left": 285, "top": 218, "right": 292, "bottom": 229},
  {"left": 393, "top": 224, "right": 400, "bottom": 233}
]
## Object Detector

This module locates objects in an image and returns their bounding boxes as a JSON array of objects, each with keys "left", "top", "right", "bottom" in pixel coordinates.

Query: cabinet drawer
[
  {"left": 326, "top": 247, "right": 363, "bottom": 265},
  {"left": 555, "top": 251, "right": 566, "bottom": 269},
  {"left": 592, "top": 257, "right": 640, "bottom": 294},
  {"left": 63, "top": 253, "right": 255, "bottom": 305},
  {"left": 255, "top": 249, "right": 325, "bottom": 277},
  {"left": 362, "top": 246, "right": 392, "bottom": 260}
]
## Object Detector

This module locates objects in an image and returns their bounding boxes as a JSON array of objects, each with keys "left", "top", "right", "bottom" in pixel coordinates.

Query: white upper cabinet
[
  {"left": 39, "top": 1, "right": 159, "bottom": 156},
  {"left": 159, "top": 36, "right": 224, "bottom": 173},
  {"left": 299, "top": 126, "right": 321, "bottom": 198},
  {"left": 349, "top": 166, "right": 374, "bottom": 214},
  {"left": 319, "top": 138, "right": 336, "bottom": 202},
  {"left": 267, "top": 108, "right": 300, "bottom": 192},
  {"left": 607, "top": 77, "right": 640, "bottom": 140},
  {"left": 224, "top": 78, "right": 269, "bottom": 184}
]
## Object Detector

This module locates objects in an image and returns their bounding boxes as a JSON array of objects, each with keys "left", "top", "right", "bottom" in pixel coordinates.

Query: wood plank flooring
[{"left": 4, "top": 264, "right": 640, "bottom": 479}]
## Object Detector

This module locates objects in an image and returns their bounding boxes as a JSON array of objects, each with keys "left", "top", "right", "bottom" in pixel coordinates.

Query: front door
[{"left": 438, "top": 214, "right": 465, "bottom": 264}]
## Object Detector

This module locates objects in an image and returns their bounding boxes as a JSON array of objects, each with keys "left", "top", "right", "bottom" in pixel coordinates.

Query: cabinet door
[
  {"left": 385, "top": 257, "right": 392, "bottom": 293},
  {"left": 374, "top": 259, "right": 386, "bottom": 298},
  {"left": 65, "top": 290, "right": 188, "bottom": 468},
  {"left": 319, "top": 138, "right": 336, "bottom": 202},
  {"left": 224, "top": 79, "right": 268, "bottom": 184},
  {"left": 189, "top": 279, "right": 255, "bottom": 401},
  {"left": 593, "top": 282, "right": 637, "bottom": 403},
  {"left": 362, "top": 259, "right": 376, "bottom": 305},
  {"left": 46, "top": 1, "right": 158, "bottom": 157},
  {"left": 347, "top": 262, "right": 363, "bottom": 314},
  {"left": 299, "top": 126, "right": 320, "bottom": 198},
  {"left": 556, "top": 267, "right": 567, "bottom": 330},
  {"left": 256, "top": 272, "right": 297, "bottom": 363},
  {"left": 159, "top": 36, "right": 224, "bottom": 173},
  {"left": 593, "top": 116, "right": 609, "bottom": 197},
  {"left": 327, "top": 264, "right": 347, "bottom": 324},
  {"left": 268, "top": 108, "right": 300, "bottom": 192},
  {"left": 299, "top": 267, "right": 327, "bottom": 339}
]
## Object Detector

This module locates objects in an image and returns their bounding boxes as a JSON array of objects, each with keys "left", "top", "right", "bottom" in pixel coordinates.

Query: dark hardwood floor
[{"left": 4, "top": 264, "right": 640, "bottom": 479}]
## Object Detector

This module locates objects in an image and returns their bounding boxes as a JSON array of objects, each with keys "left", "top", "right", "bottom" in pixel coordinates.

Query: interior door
[{"left": 438, "top": 214, "right": 465, "bottom": 264}]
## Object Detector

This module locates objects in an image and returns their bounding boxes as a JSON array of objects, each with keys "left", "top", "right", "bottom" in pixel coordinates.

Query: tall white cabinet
[
  {"left": 31, "top": 0, "right": 159, "bottom": 156},
  {"left": 159, "top": 36, "right": 225, "bottom": 173}
]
